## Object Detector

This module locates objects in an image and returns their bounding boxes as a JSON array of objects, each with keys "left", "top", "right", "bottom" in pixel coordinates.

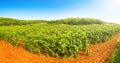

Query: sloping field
[{"left": 0, "top": 34, "right": 120, "bottom": 63}]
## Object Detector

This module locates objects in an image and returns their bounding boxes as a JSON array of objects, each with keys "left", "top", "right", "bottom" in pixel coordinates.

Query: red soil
[{"left": 0, "top": 34, "right": 120, "bottom": 63}]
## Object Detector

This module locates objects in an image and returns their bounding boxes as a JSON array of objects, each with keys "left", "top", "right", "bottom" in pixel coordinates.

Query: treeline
[
  {"left": 0, "top": 17, "right": 46, "bottom": 26},
  {"left": 0, "top": 17, "right": 105, "bottom": 26},
  {"left": 47, "top": 18, "right": 104, "bottom": 25}
]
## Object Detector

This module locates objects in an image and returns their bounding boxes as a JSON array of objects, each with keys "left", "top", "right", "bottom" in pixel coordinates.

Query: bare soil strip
[{"left": 0, "top": 34, "right": 120, "bottom": 63}]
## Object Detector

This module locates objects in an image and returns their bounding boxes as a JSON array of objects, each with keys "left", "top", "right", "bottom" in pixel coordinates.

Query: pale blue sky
[{"left": 0, "top": 0, "right": 120, "bottom": 23}]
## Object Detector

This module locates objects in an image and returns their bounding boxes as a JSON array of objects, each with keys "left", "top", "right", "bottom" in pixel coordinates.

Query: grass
[{"left": 107, "top": 42, "right": 120, "bottom": 63}]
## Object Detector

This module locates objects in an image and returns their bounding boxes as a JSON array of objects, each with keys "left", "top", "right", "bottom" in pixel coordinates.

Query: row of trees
[
  {"left": 0, "top": 17, "right": 105, "bottom": 26},
  {"left": 47, "top": 18, "right": 105, "bottom": 25}
]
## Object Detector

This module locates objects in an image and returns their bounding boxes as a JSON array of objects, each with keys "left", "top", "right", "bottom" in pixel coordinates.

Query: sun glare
[{"left": 106, "top": 0, "right": 120, "bottom": 8}]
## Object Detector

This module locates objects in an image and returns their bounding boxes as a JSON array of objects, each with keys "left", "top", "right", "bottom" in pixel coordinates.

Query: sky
[{"left": 0, "top": 0, "right": 120, "bottom": 23}]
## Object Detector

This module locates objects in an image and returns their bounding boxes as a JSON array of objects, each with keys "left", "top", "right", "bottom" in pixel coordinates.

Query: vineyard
[
  {"left": 0, "top": 17, "right": 120, "bottom": 63},
  {"left": 108, "top": 42, "right": 120, "bottom": 63},
  {"left": 0, "top": 24, "right": 120, "bottom": 59}
]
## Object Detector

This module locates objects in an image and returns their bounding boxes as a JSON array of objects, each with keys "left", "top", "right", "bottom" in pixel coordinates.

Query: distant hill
[
  {"left": 47, "top": 18, "right": 105, "bottom": 25},
  {"left": 0, "top": 17, "right": 105, "bottom": 26},
  {"left": 0, "top": 17, "right": 46, "bottom": 26}
]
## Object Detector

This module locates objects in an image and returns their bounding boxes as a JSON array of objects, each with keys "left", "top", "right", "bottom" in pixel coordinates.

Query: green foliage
[
  {"left": 0, "top": 17, "right": 46, "bottom": 26},
  {"left": 109, "top": 42, "right": 120, "bottom": 63},
  {"left": 0, "top": 24, "right": 120, "bottom": 58},
  {"left": 0, "top": 17, "right": 104, "bottom": 26},
  {"left": 47, "top": 18, "right": 104, "bottom": 25}
]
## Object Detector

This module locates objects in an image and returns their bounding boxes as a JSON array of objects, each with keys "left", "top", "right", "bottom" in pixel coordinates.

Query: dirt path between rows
[{"left": 0, "top": 34, "right": 120, "bottom": 63}]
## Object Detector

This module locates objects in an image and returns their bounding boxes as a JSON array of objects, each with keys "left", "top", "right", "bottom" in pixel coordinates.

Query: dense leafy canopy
[
  {"left": 47, "top": 18, "right": 104, "bottom": 25},
  {"left": 0, "top": 17, "right": 104, "bottom": 26}
]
